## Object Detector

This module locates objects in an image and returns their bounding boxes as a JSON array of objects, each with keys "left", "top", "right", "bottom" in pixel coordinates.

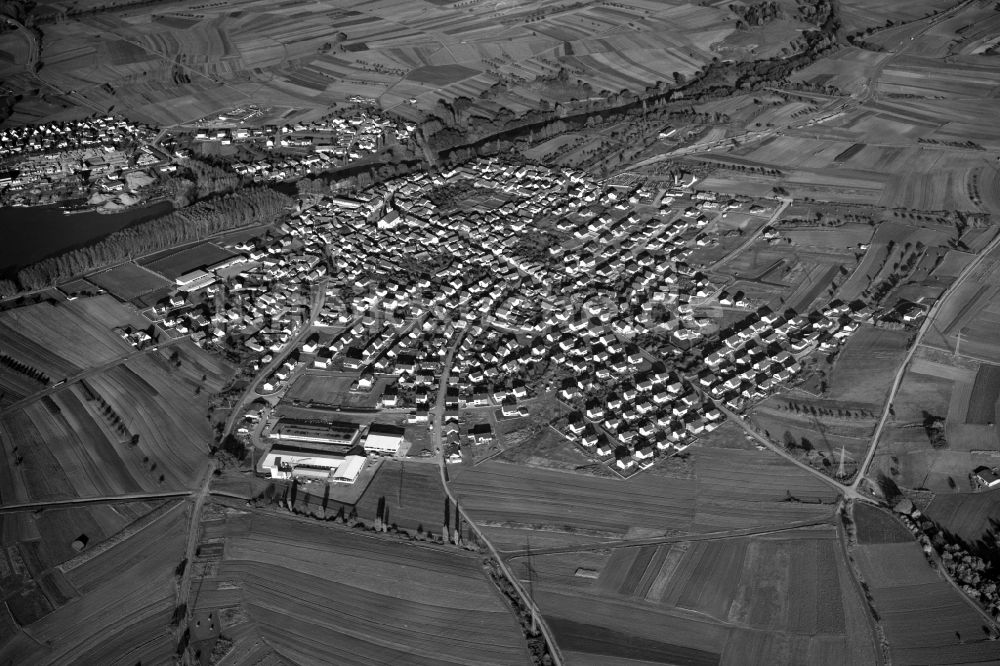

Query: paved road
[
  {"left": 852, "top": 229, "right": 1000, "bottom": 491},
  {"left": 431, "top": 334, "right": 565, "bottom": 665},
  {"left": 221, "top": 278, "right": 328, "bottom": 441}
]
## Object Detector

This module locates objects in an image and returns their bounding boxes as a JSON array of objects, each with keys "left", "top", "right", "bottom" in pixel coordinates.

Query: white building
[{"left": 262, "top": 443, "right": 367, "bottom": 483}]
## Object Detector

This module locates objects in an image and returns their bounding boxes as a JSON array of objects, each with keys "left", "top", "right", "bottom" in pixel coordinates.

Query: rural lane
[
  {"left": 0, "top": 490, "right": 193, "bottom": 513},
  {"left": 853, "top": 229, "right": 1000, "bottom": 491},
  {"left": 431, "top": 334, "right": 566, "bottom": 666},
  {"left": 717, "top": 403, "right": 860, "bottom": 500},
  {"left": 174, "top": 459, "right": 216, "bottom": 655},
  {"left": 707, "top": 196, "right": 792, "bottom": 272}
]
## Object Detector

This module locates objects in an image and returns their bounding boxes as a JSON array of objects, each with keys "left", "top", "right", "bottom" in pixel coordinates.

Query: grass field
[
  {"left": 192, "top": 509, "right": 530, "bottom": 665},
  {"left": 87, "top": 263, "right": 173, "bottom": 301},
  {"left": 826, "top": 326, "right": 911, "bottom": 407},
  {"left": 141, "top": 243, "right": 235, "bottom": 280},
  {"left": 293, "top": 459, "right": 448, "bottom": 537},
  {"left": 284, "top": 371, "right": 392, "bottom": 409}
]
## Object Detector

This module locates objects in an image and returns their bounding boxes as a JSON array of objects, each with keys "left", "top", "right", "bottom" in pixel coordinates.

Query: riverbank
[{"left": 0, "top": 200, "right": 173, "bottom": 278}]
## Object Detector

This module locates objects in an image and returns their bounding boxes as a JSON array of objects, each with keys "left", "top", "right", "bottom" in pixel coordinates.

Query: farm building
[
  {"left": 364, "top": 423, "right": 405, "bottom": 455},
  {"left": 270, "top": 418, "right": 361, "bottom": 448},
  {"left": 262, "top": 441, "right": 367, "bottom": 483}
]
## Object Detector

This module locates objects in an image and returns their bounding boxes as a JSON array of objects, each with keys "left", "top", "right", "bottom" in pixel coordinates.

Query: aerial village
[
  {"left": 132, "top": 157, "right": 872, "bottom": 483},
  {"left": 0, "top": 116, "right": 163, "bottom": 208},
  {"left": 0, "top": 108, "right": 414, "bottom": 207},
  {"left": 191, "top": 108, "right": 415, "bottom": 183}
]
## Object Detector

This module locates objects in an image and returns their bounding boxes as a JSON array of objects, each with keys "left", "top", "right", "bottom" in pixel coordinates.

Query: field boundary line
[
  {"left": 0, "top": 490, "right": 191, "bottom": 514},
  {"left": 58, "top": 498, "right": 186, "bottom": 573},
  {"left": 503, "top": 517, "right": 834, "bottom": 558}
]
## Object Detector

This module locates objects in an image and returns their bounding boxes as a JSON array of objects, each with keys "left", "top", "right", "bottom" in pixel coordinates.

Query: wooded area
[{"left": 16, "top": 187, "right": 291, "bottom": 290}]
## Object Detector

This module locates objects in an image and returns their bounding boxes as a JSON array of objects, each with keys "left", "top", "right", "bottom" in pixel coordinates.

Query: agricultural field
[
  {"left": 0, "top": 295, "right": 142, "bottom": 383},
  {"left": 513, "top": 525, "right": 877, "bottom": 665},
  {"left": 837, "top": 0, "right": 951, "bottom": 36},
  {"left": 0, "top": 342, "right": 225, "bottom": 505},
  {"left": 748, "top": 325, "right": 910, "bottom": 479},
  {"left": 141, "top": 242, "right": 235, "bottom": 280},
  {"left": 836, "top": 221, "right": 955, "bottom": 303},
  {"left": 190, "top": 508, "right": 530, "bottom": 665},
  {"left": 0, "top": 0, "right": 767, "bottom": 126},
  {"left": 0, "top": 500, "right": 188, "bottom": 664},
  {"left": 925, "top": 491, "right": 1000, "bottom": 546},
  {"left": 86, "top": 262, "right": 173, "bottom": 302},
  {"left": 921, "top": 242, "right": 1000, "bottom": 361},
  {"left": 852, "top": 503, "right": 912, "bottom": 545},
  {"left": 854, "top": 538, "right": 999, "bottom": 665},
  {"left": 450, "top": 445, "right": 838, "bottom": 551},
  {"left": 1, "top": 499, "right": 169, "bottom": 571}
]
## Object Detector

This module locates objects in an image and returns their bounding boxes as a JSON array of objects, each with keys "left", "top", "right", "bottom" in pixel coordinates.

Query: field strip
[
  {"left": 58, "top": 498, "right": 186, "bottom": 573},
  {"left": 503, "top": 517, "right": 833, "bottom": 558}
]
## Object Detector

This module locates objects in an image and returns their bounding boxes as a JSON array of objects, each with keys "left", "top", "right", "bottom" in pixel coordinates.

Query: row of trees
[
  {"left": 17, "top": 187, "right": 292, "bottom": 290},
  {"left": 0, "top": 352, "right": 49, "bottom": 385}
]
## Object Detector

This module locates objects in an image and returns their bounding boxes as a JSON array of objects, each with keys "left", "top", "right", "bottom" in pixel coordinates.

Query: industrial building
[
  {"left": 261, "top": 441, "right": 367, "bottom": 483},
  {"left": 363, "top": 423, "right": 405, "bottom": 456},
  {"left": 270, "top": 418, "right": 362, "bottom": 448},
  {"left": 174, "top": 269, "right": 217, "bottom": 292}
]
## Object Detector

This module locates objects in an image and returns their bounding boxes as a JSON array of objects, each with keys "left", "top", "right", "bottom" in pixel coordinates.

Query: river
[{"left": 0, "top": 200, "right": 173, "bottom": 279}]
